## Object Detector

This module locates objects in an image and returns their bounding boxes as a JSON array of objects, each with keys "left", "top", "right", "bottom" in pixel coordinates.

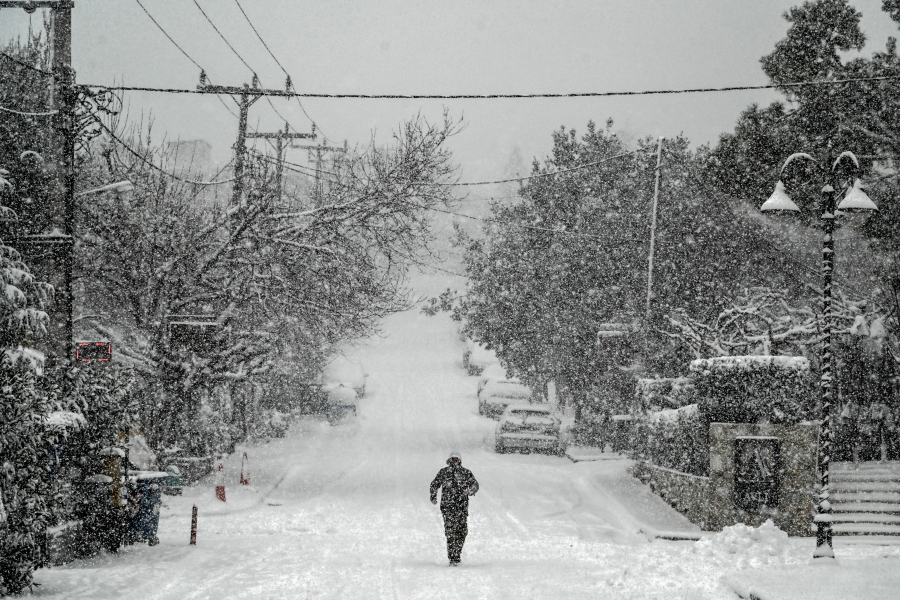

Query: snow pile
[
  {"left": 693, "top": 520, "right": 789, "bottom": 566},
  {"left": 479, "top": 363, "right": 509, "bottom": 381},
  {"left": 127, "top": 433, "right": 158, "bottom": 470},
  {"left": 44, "top": 410, "right": 86, "bottom": 430}
]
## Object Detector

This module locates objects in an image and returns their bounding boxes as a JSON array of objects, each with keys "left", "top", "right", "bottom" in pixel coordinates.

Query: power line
[
  {"left": 230, "top": 0, "right": 326, "bottom": 140},
  {"left": 262, "top": 148, "right": 642, "bottom": 187},
  {"left": 452, "top": 150, "right": 640, "bottom": 186},
  {"left": 260, "top": 154, "right": 645, "bottom": 243},
  {"left": 0, "top": 105, "right": 57, "bottom": 117},
  {"left": 133, "top": 0, "right": 203, "bottom": 72},
  {"left": 0, "top": 50, "right": 51, "bottom": 76},
  {"left": 419, "top": 262, "right": 467, "bottom": 278},
  {"left": 131, "top": 0, "right": 238, "bottom": 120},
  {"left": 414, "top": 202, "right": 647, "bottom": 243},
  {"left": 189, "top": 0, "right": 313, "bottom": 143},
  {"left": 191, "top": 0, "right": 255, "bottom": 74},
  {"left": 86, "top": 73, "right": 900, "bottom": 99},
  {"left": 231, "top": 0, "right": 288, "bottom": 77},
  {"left": 95, "top": 117, "right": 236, "bottom": 186}
]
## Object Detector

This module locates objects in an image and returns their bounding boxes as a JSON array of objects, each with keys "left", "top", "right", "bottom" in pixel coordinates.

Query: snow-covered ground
[{"left": 31, "top": 272, "right": 900, "bottom": 599}]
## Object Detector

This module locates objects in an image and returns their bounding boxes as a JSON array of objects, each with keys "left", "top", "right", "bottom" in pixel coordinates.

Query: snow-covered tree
[
  {"left": 76, "top": 112, "right": 459, "bottom": 451},
  {"left": 450, "top": 122, "right": 809, "bottom": 418},
  {"left": 0, "top": 157, "right": 54, "bottom": 595}
]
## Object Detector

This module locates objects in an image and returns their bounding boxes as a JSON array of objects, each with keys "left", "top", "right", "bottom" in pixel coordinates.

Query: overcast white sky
[{"left": 3, "top": 0, "right": 900, "bottom": 187}]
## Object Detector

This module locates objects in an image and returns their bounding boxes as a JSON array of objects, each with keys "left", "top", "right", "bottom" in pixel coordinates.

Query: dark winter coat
[{"left": 430, "top": 464, "right": 479, "bottom": 514}]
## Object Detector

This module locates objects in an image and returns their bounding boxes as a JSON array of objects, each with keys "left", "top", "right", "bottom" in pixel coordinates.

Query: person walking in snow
[{"left": 430, "top": 451, "right": 479, "bottom": 566}]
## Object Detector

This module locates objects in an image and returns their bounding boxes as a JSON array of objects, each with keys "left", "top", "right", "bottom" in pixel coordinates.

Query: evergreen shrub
[
  {"left": 0, "top": 359, "right": 53, "bottom": 595},
  {"left": 690, "top": 355, "right": 813, "bottom": 425},
  {"left": 41, "top": 364, "right": 137, "bottom": 558},
  {"left": 631, "top": 405, "right": 709, "bottom": 477},
  {"left": 635, "top": 377, "right": 696, "bottom": 411}
]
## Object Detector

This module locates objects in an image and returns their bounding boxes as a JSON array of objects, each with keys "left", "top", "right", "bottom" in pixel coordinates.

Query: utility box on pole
[{"left": 168, "top": 315, "right": 223, "bottom": 354}]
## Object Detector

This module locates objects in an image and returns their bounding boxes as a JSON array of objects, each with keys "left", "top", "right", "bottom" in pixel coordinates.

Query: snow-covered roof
[
  {"left": 689, "top": 355, "right": 810, "bottom": 373},
  {"left": 648, "top": 403, "right": 698, "bottom": 424}
]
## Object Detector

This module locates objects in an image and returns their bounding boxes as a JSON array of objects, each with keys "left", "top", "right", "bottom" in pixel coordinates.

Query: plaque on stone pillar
[{"left": 733, "top": 436, "right": 782, "bottom": 510}]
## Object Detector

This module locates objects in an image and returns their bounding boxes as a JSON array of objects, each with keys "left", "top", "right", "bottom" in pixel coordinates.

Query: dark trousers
[{"left": 442, "top": 510, "right": 468, "bottom": 562}]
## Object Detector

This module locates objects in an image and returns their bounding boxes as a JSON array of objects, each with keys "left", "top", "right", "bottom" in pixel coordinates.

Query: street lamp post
[{"left": 760, "top": 151, "right": 878, "bottom": 559}]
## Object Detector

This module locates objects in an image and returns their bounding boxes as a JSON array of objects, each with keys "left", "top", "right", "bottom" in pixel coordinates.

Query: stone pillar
[{"left": 708, "top": 423, "right": 817, "bottom": 536}]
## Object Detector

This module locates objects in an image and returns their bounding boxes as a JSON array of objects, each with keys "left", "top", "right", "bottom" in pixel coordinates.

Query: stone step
[
  {"left": 831, "top": 491, "right": 900, "bottom": 503},
  {"left": 827, "top": 513, "right": 900, "bottom": 524},
  {"left": 830, "top": 522, "right": 900, "bottom": 536},
  {"left": 831, "top": 472, "right": 900, "bottom": 484},
  {"left": 832, "top": 462, "right": 900, "bottom": 475},
  {"left": 831, "top": 502, "right": 900, "bottom": 514},
  {"left": 830, "top": 480, "right": 900, "bottom": 492},
  {"left": 832, "top": 463, "right": 900, "bottom": 470}
]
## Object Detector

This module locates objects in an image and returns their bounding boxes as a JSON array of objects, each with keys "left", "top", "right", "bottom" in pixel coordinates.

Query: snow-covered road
[{"left": 31, "top": 274, "right": 900, "bottom": 599}]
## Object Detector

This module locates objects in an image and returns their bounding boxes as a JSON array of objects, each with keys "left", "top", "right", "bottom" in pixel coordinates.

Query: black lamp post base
[{"left": 813, "top": 531, "right": 835, "bottom": 559}]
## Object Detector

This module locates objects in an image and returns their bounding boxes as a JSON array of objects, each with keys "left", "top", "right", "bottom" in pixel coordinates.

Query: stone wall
[
  {"left": 631, "top": 422, "right": 817, "bottom": 536},
  {"left": 630, "top": 462, "right": 711, "bottom": 527}
]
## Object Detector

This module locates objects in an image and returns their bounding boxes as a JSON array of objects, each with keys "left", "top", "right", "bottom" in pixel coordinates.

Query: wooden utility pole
[
  {"left": 197, "top": 74, "right": 261, "bottom": 212},
  {"left": 291, "top": 140, "right": 347, "bottom": 205},
  {"left": 51, "top": 1, "right": 75, "bottom": 355},
  {"left": 247, "top": 121, "right": 316, "bottom": 203},
  {"left": 0, "top": 0, "right": 79, "bottom": 358}
]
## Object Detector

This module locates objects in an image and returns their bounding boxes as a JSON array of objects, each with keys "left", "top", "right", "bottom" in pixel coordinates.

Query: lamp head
[
  {"left": 837, "top": 179, "right": 878, "bottom": 213},
  {"left": 760, "top": 180, "right": 800, "bottom": 213}
]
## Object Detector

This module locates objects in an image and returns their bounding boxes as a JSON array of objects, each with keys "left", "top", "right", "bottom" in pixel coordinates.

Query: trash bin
[
  {"left": 78, "top": 474, "right": 127, "bottom": 555},
  {"left": 162, "top": 465, "right": 182, "bottom": 496},
  {"left": 129, "top": 471, "right": 167, "bottom": 546}
]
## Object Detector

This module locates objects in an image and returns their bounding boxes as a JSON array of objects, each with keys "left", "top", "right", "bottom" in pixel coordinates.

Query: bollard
[
  {"left": 215, "top": 463, "right": 226, "bottom": 502},
  {"left": 240, "top": 452, "right": 250, "bottom": 486},
  {"left": 190, "top": 505, "right": 197, "bottom": 545}
]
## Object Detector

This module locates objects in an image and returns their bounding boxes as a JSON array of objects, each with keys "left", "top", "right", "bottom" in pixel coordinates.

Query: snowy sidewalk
[
  {"left": 565, "top": 444, "right": 627, "bottom": 462},
  {"left": 728, "top": 554, "right": 900, "bottom": 600}
]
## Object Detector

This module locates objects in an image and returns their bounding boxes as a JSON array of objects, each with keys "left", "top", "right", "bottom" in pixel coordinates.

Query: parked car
[
  {"left": 495, "top": 403, "right": 566, "bottom": 455},
  {"left": 478, "top": 379, "right": 533, "bottom": 419},
  {"left": 326, "top": 385, "right": 358, "bottom": 425},
  {"left": 322, "top": 355, "right": 367, "bottom": 397},
  {"left": 477, "top": 364, "right": 512, "bottom": 395},
  {"left": 267, "top": 409, "right": 288, "bottom": 438},
  {"left": 463, "top": 339, "right": 499, "bottom": 376}
]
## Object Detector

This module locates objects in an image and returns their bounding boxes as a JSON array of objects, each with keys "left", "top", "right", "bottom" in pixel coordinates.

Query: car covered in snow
[
  {"left": 463, "top": 339, "right": 499, "bottom": 376},
  {"left": 478, "top": 379, "right": 533, "bottom": 419},
  {"left": 325, "top": 385, "right": 358, "bottom": 425},
  {"left": 476, "top": 364, "right": 515, "bottom": 395},
  {"left": 495, "top": 403, "right": 566, "bottom": 455},
  {"left": 321, "top": 355, "right": 367, "bottom": 397}
]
